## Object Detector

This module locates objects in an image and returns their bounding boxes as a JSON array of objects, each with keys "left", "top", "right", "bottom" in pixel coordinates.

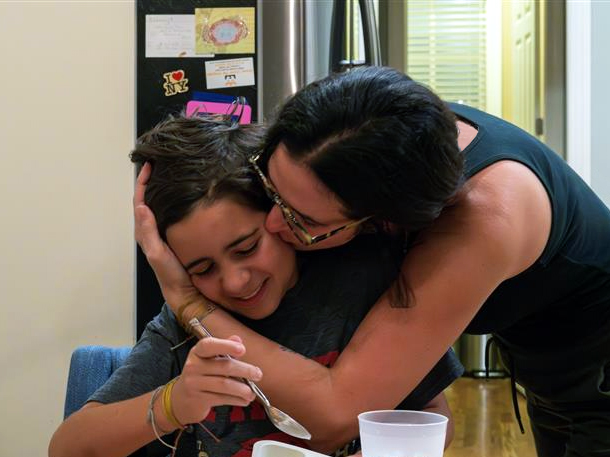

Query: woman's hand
[
  {"left": 133, "top": 163, "right": 211, "bottom": 325},
  {"left": 171, "top": 335, "right": 262, "bottom": 425}
]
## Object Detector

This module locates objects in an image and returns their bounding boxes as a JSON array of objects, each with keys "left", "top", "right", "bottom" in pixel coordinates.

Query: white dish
[{"left": 252, "top": 440, "right": 329, "bottom": 457}]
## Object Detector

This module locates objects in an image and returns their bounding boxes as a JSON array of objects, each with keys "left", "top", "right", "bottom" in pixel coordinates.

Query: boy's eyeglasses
[{"left": 249, "top": 154, "right": 371, "bottom": 246}]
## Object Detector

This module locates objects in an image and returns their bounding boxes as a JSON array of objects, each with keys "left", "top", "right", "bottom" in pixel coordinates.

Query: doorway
[{"left": 379, "top": 0, "right": 565, "bottom": 156}]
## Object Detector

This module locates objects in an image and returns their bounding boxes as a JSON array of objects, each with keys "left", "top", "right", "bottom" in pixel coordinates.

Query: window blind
[{"left": 406, "top": 0, "right": 487, "bottom": 110}]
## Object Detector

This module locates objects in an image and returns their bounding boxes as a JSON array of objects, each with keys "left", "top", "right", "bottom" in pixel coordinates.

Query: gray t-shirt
[{"left": 91, "top": 234, "right": 463, "bottom": 457}]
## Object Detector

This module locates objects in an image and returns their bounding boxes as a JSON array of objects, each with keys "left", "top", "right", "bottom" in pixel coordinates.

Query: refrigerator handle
[
  {"left": 359, "top": 0, "right": 381, "bottom": 66},
  {"left": 329, "top": 0, "right": 347, "bottom": 73},
  {"left": 329, "top": 0, "right": 381, "bottom": 73}
]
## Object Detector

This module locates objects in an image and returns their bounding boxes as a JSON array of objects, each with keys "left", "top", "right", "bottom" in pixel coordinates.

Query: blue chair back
[{"left": 64, "top": 345, "right": 131, "bottom": 418}]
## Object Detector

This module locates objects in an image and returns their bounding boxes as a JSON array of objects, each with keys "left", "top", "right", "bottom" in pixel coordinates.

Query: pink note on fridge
[{"left": 186, "top": 100, "right": 252, "bottom": 124}]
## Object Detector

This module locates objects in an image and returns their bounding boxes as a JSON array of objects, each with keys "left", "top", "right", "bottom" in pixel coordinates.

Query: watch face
[{"left": 204, "top": 18, "right": 248, "bottom": 46}]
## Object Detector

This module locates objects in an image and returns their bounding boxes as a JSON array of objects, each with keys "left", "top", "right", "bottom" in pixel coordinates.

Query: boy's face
[{"left": 166, "top": 199, "right": 298, "bottom": 320}]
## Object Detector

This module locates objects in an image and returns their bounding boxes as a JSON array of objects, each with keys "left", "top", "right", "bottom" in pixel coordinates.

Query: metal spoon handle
[
  {"left": 188, "top": 318, "right": 271, "bottom": 407},
  {"left": 243, "top": 378, "right": 271, "bottom": 407},
  {"left": 188, "top": 317, "right": 214, "bottom": 339}
]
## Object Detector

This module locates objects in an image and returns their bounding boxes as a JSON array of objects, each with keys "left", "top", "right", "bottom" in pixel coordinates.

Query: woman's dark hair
[
  {"left": 263, "top": 66, "right": 464, "bottom": 234},
  {"left": 130, "top": 113, "right": 269, "bottom": 240}
]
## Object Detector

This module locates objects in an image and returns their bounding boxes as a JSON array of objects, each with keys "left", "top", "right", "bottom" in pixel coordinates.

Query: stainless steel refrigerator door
[
  {"left": 258, "top": 0, "right": 332, "bottom": 121},
  {"left": 257, "top": 0, "right": 379, "bottom": 121}
]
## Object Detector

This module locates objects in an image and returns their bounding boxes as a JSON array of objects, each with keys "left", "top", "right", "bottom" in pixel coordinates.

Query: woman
[
  {"left": 50, "top": 113, "right": 459, "bottom": 457},
  {"left": 139, "top": 68, "right": 610, "bottom": 457}
]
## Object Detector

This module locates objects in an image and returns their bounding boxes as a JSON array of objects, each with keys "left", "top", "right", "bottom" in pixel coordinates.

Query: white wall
[
  {"left": 590, "top": 1, "right": 610, "bottom": 205},
  {"left": 567, "top": 0, "right": 610, "bottom": 206},
  {"left": 0, "top": 2, "right": 135, "bottom": 456}
]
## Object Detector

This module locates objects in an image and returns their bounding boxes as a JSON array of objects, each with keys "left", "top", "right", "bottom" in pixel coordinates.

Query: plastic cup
[{"left": 358, "top": 410, "right": 448, "bottom": 457}]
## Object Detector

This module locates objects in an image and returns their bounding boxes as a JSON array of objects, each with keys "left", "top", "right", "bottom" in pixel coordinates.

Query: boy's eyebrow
[
  {"left": 224, "top": 228, "right": 259, "bottom": 251},
  {"left": 183, "top": 228, "right": 259, "bottom": 271}
]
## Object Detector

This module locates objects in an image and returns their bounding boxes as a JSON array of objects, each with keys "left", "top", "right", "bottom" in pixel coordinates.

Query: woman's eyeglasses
[{"left": 249, "top": 154, "right": 371, "bottom": 246}]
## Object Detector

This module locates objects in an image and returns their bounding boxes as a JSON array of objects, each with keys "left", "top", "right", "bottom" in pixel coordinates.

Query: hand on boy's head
[
  {"left": 132, "top": 161, "right": 207, "bottom": 322},
  {"left": 133, "top": 162, "right": 159, "bottom": 256},
  {"left": 133, "top": 162, "right": 151, "bottom": 209}
]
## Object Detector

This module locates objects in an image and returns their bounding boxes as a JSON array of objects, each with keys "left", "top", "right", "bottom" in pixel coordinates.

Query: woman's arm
[
  {"left": 421, "top": 393, "right": 454, "bottom": 449},
  {"left": 135, "top": 161, "right": 551, "bottom": 452},
  {"left": 49, "top": 336, "right": 261, "bottom": 457}
]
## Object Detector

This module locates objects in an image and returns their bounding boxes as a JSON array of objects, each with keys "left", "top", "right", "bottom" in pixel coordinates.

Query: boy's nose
[{"left": 222, "top": 265, "right": 251, "bottom": 296}]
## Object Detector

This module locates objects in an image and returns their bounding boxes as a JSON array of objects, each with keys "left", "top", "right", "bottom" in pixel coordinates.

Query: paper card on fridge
[
  {"left": 205, "top": 57, "right": 255, "bottom": 89},
  {"left": 195, "top": 7, "right": 255, "bottom": 55}
]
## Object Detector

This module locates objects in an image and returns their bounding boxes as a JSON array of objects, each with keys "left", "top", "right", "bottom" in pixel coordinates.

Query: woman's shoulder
[{"left": 421, "top": 159, "right": 552, "bottom": 278}]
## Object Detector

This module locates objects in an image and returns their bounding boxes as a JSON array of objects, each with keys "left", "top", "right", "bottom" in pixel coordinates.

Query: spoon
[{"left": 188, "top": 318, "right": 312, "bottom": 440}]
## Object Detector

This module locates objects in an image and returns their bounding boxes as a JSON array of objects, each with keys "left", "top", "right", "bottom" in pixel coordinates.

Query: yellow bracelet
[
  {"left": 161, "top": 377, "right": 184, "bottom": 430},
  {"left": 147, "top": 386, "right": 176, "bottom": 450}
]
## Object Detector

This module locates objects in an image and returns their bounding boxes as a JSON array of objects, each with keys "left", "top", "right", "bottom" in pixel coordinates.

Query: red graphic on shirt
[
  {"left": 250, "top": 401, "right": 266, "bottom": 420},
  {"left": 312, "top": 350, "right": 339, "bottom": 367},
  {"left": 230, "top": 405, "right": 246, "bottom": 422}
]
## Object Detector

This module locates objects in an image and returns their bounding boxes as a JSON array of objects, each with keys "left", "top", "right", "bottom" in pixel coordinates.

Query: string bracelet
[
  {"left": 197, "top": 421, "right": 221, "bottom": 443},
  {"left": 174, "top": 299, "right": 197, "bottom": 325},
  {"left": 162, "top": 377, "right": 184, "bottom": 430},
  {"left": 148, "top": 380, "right": 222, "bottom": 453},
  {"left": 195, "top": 302, "right": 217, "bottom": 323},
  {"left": 147, "top": 386, "right": 176, "bottom": 451},
  {"left": 175, "top": 300, "right": 217, "bottom": 329},
  {"left": 170, "top": 428, "right": 186, "bottom": 457}
]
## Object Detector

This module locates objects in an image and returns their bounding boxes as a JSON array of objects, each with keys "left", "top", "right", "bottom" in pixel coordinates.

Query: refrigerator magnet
[
  {"left": 205, "top": 58, "right": 255, "bottom": 90},
  {"left": 162, "top": 70, "right": 189, "bottom": 96},
  {"left": 195, "top": 7, "right": 255, "bottom": 55}
]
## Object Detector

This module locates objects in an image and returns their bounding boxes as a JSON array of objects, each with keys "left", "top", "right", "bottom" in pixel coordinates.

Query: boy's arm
[
  {"left": 48, "top": 337, "right": 260, "bottom": 457},
  {"left": 49, "top": 395, "right": 173, "bottom": 457}
]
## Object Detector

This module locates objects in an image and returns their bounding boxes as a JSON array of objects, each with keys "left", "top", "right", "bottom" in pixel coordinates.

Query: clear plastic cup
[{"left": 358, "top": 410, "right": 448, "bottom": 457}]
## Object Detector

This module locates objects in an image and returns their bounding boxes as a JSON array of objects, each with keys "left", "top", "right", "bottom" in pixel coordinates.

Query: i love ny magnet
[{"left": 163, "top": 69, "right": 189, "bottom": 96}]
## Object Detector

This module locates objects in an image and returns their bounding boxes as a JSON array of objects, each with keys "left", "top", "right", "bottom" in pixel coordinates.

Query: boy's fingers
[
  {"left": 189, "top": 338, "right": 262, "bottom": 380},
  {"left": 192, "top": 337, "right": 246, "bottom": 358}
]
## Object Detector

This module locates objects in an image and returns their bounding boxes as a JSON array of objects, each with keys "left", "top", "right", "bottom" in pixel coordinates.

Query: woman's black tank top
[{"left": 451, "top": 103, "right": 610, "bottom": 349}]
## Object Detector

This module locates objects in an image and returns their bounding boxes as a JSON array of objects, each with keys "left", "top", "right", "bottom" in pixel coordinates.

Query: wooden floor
[{"left": 443, "top": 377, "right": 537, "bottom": 457}]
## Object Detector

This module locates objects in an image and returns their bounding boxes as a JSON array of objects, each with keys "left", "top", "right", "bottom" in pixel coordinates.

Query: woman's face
[
  {"left": 264, "top": 143, "right": 363, "bottom": 251},
  {"left": 166, "top": 198, "right": 298, "bottom": 320}
]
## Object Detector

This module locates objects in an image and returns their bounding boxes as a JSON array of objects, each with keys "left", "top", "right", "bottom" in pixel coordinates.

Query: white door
[{"left": 506, "top": 0, "right": 539, "bottom": 137}]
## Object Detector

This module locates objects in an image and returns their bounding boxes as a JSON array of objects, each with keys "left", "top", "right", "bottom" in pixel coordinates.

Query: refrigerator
[{"left": 135, "top": 0, "right": 381, "bottom": 335}]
